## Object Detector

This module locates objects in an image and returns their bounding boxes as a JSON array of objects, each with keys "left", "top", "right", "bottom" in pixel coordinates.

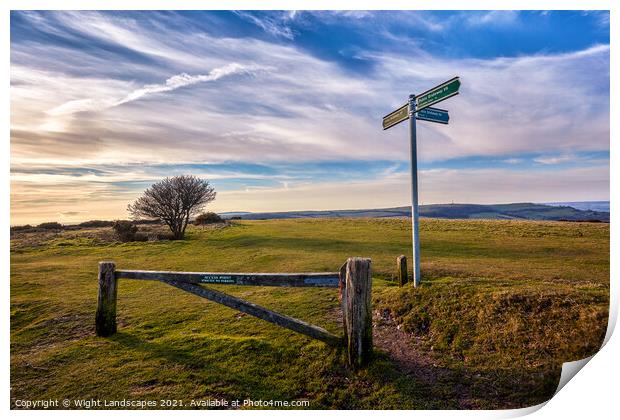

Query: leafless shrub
[{"left": 127, "top": 175, "right": 216, "bottom": 240}]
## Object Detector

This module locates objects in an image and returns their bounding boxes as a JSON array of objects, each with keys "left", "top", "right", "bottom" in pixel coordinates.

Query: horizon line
[{"left": 10, "top": 200, "right": 610, "bottom": 227}]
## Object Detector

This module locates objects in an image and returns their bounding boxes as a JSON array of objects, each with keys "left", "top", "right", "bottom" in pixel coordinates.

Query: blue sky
[{"left": 10, "top": 10, "right": 610, "bottom": 224}]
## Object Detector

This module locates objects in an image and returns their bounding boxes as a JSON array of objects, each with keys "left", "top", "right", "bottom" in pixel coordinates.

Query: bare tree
[{"left": 128, "top": 175, "right": 216, "bottom": 240}]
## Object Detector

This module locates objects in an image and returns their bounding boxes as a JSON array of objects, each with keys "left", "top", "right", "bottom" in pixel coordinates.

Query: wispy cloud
[
  {"left": 581, "top": 10, "right": 610, "bottom": 28},
  {"left": 463, "top": 11, "right": 520, "bottom": 27},
  {"left": 47, "top": 63, "right": 267, "bottom": 116},
  {"left": 233, "top": 11, "right": 297, "bottom": 39},
  {"left": 58, "top": 210, "right": 89, "bottom": 217},
  {"left": 533, "top": 155, "right": 576, "bottom": 165}
]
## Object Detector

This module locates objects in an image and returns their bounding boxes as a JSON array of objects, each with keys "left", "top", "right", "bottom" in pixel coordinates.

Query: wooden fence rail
[
  {"left": 96, "top": 258, "right": 372, "bottom": 367},
  {"left": 116, "top": 269, "right": 340, "bottom": 288}
]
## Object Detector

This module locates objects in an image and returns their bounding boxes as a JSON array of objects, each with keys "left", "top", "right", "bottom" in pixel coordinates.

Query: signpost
[
  {"left": 382, "top": 77, "right": 460, "bottom": 287},
  {"left": 415, "top": 77, "right": 461, "bottom": 111},
  {"left": 382, "top": 104, "right": 408, "bottom": 130},
  {"left": 383, "top": 106, "right": 449, "bottom": 129},
  {"left": 416, "top": 107, "right": 449, "bottom": 124}
]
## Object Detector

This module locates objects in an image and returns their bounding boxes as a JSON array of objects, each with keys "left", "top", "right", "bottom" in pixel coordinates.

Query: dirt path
[{"left": 372, "top": 309, "right": 492, "bottom": 409}]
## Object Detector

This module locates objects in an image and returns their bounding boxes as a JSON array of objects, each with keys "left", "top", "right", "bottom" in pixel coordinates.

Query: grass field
[{"left": 10, "top": 218, "right": 609, "bottom": 409}]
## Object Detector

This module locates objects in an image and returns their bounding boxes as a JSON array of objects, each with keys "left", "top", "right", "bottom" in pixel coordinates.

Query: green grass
[{"left": 10, "top": 218, "right": 609, "bottom": 409}]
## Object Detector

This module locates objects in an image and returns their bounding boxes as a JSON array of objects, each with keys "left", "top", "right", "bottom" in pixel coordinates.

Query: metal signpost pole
[
  {"left": 408, "top": 94, "right": 421, "bottom": 287},
  {"left": 382, "top": 77, "right": 459, "bottom": 288}
]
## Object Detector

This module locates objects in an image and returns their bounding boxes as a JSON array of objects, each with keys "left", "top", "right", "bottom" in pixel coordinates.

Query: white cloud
[
  {"left": 463, "top": 11, "right": 520, "bottom": 27},
  {"left": 373, "top": 44, "right": 610, "bottom": 162},
  {"left": 46, "top": 63, "right": 267, "bottom": 116},
  {"left": 52, "top": 11, "right": 199, "bottom": 64},
  {"left": 533, "top": 155, "right": 575, "bottom": 165},
  {"left": 12, "top": 12, "right": 609, "bottom": 168},
  {"left": 19, "top": 40, "right": 606, "bottom": 167},
  {"left": 581, "top": 11, "right": 610, "bottom": 28},
  {"left": 233, "top": 11, "right": 296, "bottom": 39},
  {"left": 45, "top": 99, "right": 103, "bottom": 117},
  {"left": 502, "top": 158, "right": 524, "bottom": 164}
]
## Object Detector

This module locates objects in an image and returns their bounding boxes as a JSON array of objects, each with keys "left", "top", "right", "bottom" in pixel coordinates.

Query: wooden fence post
[
  {"left": 96, "top": 261, "right": 117, "bottom": 337},
  {"left": 342, "top": 257, "right": 372, "bottom": 368},
  {"left": 397, "top": 255, "right": 408, "bottom": 287}
]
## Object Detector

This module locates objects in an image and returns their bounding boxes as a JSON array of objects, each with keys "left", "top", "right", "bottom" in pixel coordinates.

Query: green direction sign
[
  {"left": 416, "top": 107, "right": 449, "bottom": 125},
  {"left": 416, "top": 77, "right": 460, "bottom": 111},
  {"left": 382, "top": 103, "right": 409, "bottom": 130}
]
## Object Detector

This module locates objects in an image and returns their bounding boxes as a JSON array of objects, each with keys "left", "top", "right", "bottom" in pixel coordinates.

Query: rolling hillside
[{"left": 224, "top": 202, "right": 609, "bottom": 222}]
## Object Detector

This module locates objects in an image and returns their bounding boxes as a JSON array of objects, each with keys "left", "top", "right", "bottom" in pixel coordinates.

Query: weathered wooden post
[
  {"left": 341, "top": 257, "right": 372, "bottom": 368},
  {"left": 397, "top": 255, "right": 408, "bottom": 287},
  {"left": 96, "top": 261, "right": 117, "bottom": 337}
]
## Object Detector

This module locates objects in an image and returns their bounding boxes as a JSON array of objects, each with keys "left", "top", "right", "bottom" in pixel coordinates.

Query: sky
[{"left": 10, "top": 10, "right": 610, "bottom": 225}]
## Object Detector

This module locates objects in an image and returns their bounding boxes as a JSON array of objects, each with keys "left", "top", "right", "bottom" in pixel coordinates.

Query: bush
[
  {"left": 146, "top": 232, "right": 176, "bottom": 241},
  {"left": 78, "top": 220, "right": 114, "bottom": 228},
  {"left": 230, "top": 216, "right": 242, "bottom": 220},
  {"left": 113, "top": 220, "right": 138, "bottom": 242},
  {"left": 134, "top": 219, "right": 161, "bottom": 225},
  {"left": 10, "top": 224, "right": 33, "bottom": 232},
  {"left": 134, "top": 232, "right": 149, "bottom": 242},
  {"left": 194, "top": 212, "right": 223, "bottom": 225},
  {"left": 37, "top": 222, "right": 63, "bottom": 230}
]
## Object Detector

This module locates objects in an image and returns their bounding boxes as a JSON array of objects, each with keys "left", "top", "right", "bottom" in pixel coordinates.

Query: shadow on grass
[
  {"left": 110, "top": 332, "right": 219, "bottom": 370},
  {"left": 108, "top": 331, "right": 349, "bottom": 406},
  {"left": 363, "top": 349, "right": 561, "bottom": 409},
  {"left": 106, "top": 331, "right": 447, "bottom": 409},
  {"left": 105, "top": 328, "right": 560, "bottom": 409},
  {"left": 205, "top": 235, "right": 401, "bottom": 255}
]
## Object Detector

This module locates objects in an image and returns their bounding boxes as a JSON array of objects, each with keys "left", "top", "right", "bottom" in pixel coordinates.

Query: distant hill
[
  {"left": 221, "top": 203, "right": 609, "bottom": 222},
  {"left": 545, "top": 201, "right": 610, "bottom": 212}
]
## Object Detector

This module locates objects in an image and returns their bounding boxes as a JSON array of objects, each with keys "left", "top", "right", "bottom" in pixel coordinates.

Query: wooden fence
[{"left": 96, "top": 257, "right": 372, "bottom": 367}]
